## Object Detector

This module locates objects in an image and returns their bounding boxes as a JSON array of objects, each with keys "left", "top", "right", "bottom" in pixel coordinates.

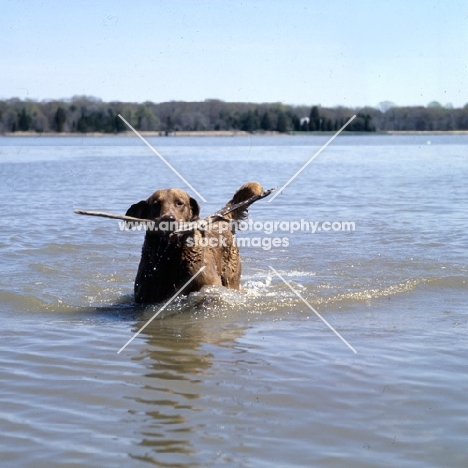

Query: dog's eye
[{"left": 176, "top": 201, "right": 185, "bottom": 208}]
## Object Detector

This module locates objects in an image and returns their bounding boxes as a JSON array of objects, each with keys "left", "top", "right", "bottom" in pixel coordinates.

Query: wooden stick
[
  {"left": 74, "top": 209, "right": 151, "bottom": 223},
  {"left": 74, "top": 187, "right": 277, "bottom": 232}
]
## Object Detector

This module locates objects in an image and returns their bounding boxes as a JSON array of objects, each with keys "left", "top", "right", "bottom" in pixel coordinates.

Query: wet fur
[{"left": 126, "top": 182, "right": 264, "bottom": 304}]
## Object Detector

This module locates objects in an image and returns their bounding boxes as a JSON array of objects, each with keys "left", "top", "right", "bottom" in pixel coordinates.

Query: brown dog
[{"left": 126, "top": 182, "right": 264, "bottom": 303}]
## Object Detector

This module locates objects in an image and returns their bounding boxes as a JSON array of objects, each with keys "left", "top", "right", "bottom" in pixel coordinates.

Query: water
[{"left": 0, "top": 134, "right": 467, "bottom": 467}]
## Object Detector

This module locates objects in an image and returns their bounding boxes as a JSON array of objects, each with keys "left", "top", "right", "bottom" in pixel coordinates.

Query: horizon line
[{"left": 0, "top": 96, "right": 465, "bottom": 110}]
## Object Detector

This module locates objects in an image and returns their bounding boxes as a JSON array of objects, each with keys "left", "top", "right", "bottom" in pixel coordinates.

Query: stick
[
  {"left": 74, "top": 187, "right": 277, "bottom": 233},
  {"left": 74, "top": 209, "right": 151, "bottom": 223}
]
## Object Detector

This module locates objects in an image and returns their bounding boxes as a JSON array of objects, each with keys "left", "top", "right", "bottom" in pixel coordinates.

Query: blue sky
[{"left": 1, "top": 0, "right": 467, "bottom": 108}]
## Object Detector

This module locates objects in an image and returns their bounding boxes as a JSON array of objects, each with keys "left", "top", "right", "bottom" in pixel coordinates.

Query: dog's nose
[
  {"left": 159, "top": 215, "right": 176, "bottom": 222},
  {"left": 156, "top": 214, "right": 178, "bottom": 235}
]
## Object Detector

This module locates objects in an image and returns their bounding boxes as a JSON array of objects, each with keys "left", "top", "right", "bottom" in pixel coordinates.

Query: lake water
[{"left": 0, "top": 134, "right": 467, "bottom": 467}]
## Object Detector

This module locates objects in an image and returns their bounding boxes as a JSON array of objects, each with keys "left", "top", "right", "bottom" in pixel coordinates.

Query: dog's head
[{"left": 126, "top": 188, "right": 200, "bottom": 235}]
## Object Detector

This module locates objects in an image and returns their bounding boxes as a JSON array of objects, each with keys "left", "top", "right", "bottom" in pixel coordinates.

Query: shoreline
[{"left": 1, "top": 130, "right": 468, "bottom": 137}]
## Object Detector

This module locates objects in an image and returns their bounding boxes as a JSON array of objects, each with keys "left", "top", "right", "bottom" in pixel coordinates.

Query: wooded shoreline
[{"left": 2, "top": 97, "right": 467, "bottom": 135}]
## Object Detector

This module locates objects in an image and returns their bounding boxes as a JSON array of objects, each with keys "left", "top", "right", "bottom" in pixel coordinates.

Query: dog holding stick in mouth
[{"left": 124, "top": 182, "right": 271, "bottom": 303}]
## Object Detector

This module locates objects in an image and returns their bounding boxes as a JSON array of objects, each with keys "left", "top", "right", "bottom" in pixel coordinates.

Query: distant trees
[
  {"left": 346, "top": 113, "right": 375, "bottom": 132},
  {"left": 18, "top": 108, "right": 32, "bottom": 131},
  {"left": 371, "top": 104, "right": 465, "bottom": 131},
  {"left": 260, "top": 111, "right": 272, "bottom": 131},
  {"left": 309, "top": 106, "right": 320, "bottom": 131},
  {"left": 54, "top": 107, "right": 67, "bottom": 132},
  {"left": 0, "top": 97, "right": 467, "bottom": 134},
  {"left": 295, "top": 106, "right": 375, "bottom": 133},
  {"left": 276, "top": 111, "right": 288, "bottom": 133},
  {"left": 240, "top": 110, "right": 258, "bottom": 132}
]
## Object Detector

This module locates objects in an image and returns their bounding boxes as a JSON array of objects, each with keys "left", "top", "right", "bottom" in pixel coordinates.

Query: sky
[{"left": 1, "top": 0, "right": 467, "bottom": 109}]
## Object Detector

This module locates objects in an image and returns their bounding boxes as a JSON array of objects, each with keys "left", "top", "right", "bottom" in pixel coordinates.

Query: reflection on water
[{"left": 127, "top": 302, "right": 247, "bottom": 466}]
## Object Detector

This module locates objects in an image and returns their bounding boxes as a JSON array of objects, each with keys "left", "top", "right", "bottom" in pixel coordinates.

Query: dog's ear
[
  {"left": 125, "top": 200, "right": 149, "bottom": 219},
  {"left": 189, "top": 197, "right": 200, "bottom": 220}
]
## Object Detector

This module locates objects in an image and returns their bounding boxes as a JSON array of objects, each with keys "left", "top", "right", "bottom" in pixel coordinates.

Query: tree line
[{"left": 1, "top": 97, "right": 467, "bottom": 134}]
